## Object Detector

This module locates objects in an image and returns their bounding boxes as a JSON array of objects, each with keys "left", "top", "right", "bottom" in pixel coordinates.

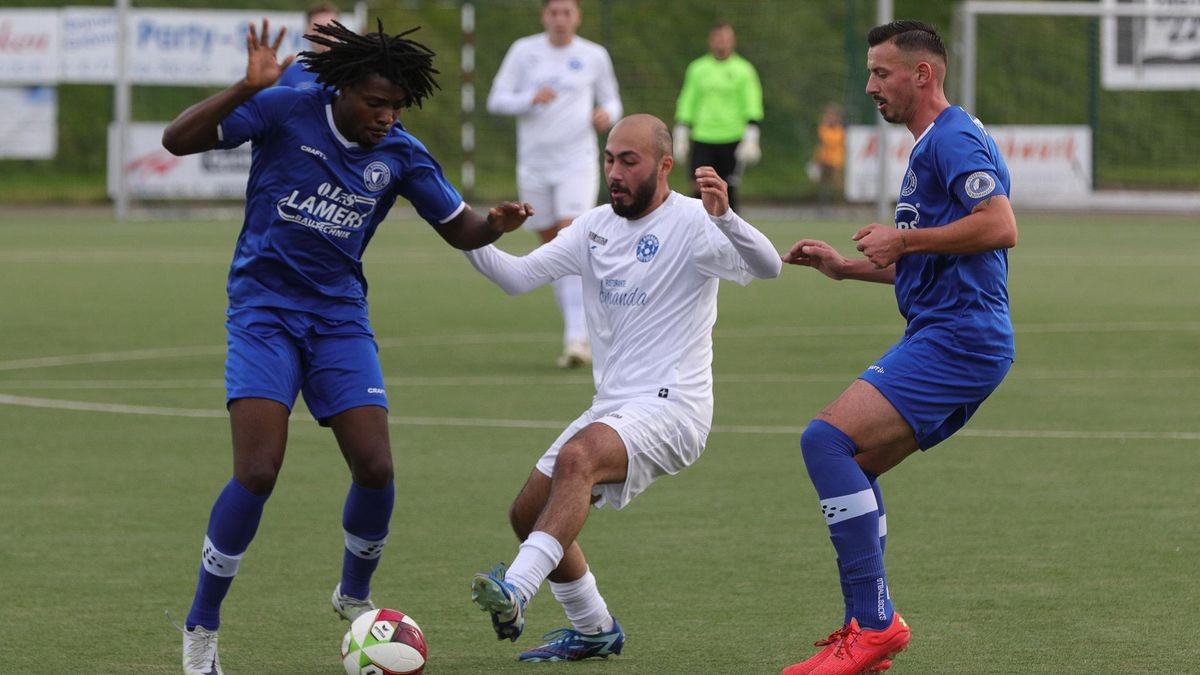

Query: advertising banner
[
  {"left": 0, "top": 10, "right": 60, "bottom": 83},
  {"left": 845, "top": 125, "right": 1093, "bottom": 206},
  {"left": 108, "top": 122, "right": 250, "bottom": 199},
  {"left": 0, "top": 86, "right": 56, "bottom": 158}
]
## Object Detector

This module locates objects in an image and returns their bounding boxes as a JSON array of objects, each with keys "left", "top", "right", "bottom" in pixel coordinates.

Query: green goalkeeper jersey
[{"left": 674, "top": 52, "right": 763, "bottom": 144}]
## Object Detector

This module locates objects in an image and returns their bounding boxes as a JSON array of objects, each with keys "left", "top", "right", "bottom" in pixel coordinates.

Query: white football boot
[
  {"left": 181, "top": 625, "right": 222, "bottom": 675},
  {"left": 332, "top": 583, "right": 377, "bottom": 622}
]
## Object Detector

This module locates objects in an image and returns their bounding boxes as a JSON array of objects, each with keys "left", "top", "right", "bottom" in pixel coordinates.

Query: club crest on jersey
[
  {"left": 635, "top": 234, "right": 660, "bottom": 262},
  {"left": 964, "top": 171, "right": 996, "bottom": 199},
  {"left": 901, "top": 168, "right": 917, "bottom": 197},
  {"left": 894, "top": 202, "right": 920, "bottom": 230},
  {"left": 363, "top": 161, "right": 391, "bottom": 192},
  {"left": 569, "top": 58, "right": 583, "bottom": 71}
]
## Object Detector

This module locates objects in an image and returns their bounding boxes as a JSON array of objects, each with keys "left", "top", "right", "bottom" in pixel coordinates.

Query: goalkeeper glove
[
  {"left": 735, "top": 124, "right": 762, "bottom": 166},
  {"left": 672, "top": 124, "right": 690, "bottom": 163}
]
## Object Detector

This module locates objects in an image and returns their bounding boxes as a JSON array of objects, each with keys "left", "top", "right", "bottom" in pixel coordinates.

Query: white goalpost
[{"left": 954, "top": 0, "right": 1200, "bottom": 214}]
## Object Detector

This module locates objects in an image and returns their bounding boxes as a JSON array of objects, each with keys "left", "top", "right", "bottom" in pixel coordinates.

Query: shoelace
[
  {"left": 183, "top": 629, "right": 218, "bottom": 663},
  {"left": 167, "top": 612, "right": 218, "bottom": 665},
  {"left": 540, "top": 627, "right": 584, "bottom": 645},
  {"left": 831, "top": 625, "right": 863, "bottom": 660},
  {"left": 814, "top": 625, "right": 851, "bottom": 647}
]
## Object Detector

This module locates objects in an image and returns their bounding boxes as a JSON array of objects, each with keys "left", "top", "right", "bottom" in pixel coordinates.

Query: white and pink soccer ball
[{"left": 341, "top": 608, "right": 427, "bottom": 675}]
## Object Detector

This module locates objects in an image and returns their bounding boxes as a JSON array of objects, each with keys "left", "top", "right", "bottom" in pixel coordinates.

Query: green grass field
[{"left": 1, "top": 208, "right": 1197, "bottom": 673}]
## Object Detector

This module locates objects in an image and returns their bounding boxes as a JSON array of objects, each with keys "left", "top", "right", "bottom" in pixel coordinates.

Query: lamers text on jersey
[{"left": 276, "top": 182, "right": 378, "bottom": 238}]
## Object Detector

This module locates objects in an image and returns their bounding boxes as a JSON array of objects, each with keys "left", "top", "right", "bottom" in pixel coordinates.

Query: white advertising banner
[
  {"left": 1102, "top": 0, "right": 1200, "bottom": 90},
  {"left": 108, "top": 122, "right": 250, "bottom": 199},
  {"left": 0, "top": 86, "right": 56, "bottom": 159},
  {"left": 66, "top": 8, "right": 306, "bottom": 86},
  {"left": 0, "top": 10, "right": 60, "bottom": 83},
  {"left": 845, "top": 125, "right": 1093, "bottom": 206}
]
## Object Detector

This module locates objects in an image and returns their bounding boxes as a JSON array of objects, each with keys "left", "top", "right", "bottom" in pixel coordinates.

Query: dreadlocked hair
[{"left": 300, "top": 19, "right": 440, "bottom": 108}]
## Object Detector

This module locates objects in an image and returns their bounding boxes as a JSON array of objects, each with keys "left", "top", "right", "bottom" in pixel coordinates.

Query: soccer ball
[{"left": 341, "top": 608, "right": 428, "bottom": 675}]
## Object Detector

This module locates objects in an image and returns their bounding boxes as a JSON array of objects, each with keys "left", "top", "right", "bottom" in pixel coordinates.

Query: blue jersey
[
  {"left": 276, "top": 60, "right": 321, "bottom": 89},
  {"left": 216, "top": 86, "right": 464, "bottom": 320},
  {"left": 894, "top": 106, "right": 1013, "bottom": 358}
]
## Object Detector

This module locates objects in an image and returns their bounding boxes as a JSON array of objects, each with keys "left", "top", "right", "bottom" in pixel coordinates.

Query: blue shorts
[
  {"left": 225, "top": 307, "right": 388, "bottom": 425},
  {"left": 858, "top": 335, "right": 1012, "bottom": 450}
]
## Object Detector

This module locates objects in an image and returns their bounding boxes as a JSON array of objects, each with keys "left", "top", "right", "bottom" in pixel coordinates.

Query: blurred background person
[
  {"left": 487, "top": 0, "right": 623, "bottom": 369},
  {"left": 276, "top": 2, "right": 341, "bottom": 89},
  {"left": 673, "top": 21, "right": 763, "bottom": 212},
  {"left": 809, "top": 102, "right": 846, "bottom": 213}
]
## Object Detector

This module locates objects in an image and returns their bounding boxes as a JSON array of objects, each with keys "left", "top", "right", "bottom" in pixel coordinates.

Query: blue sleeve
[
  {"left": 937, "top": 127, "right": 1008, "bottom": 211},
  {"left": 216, "top": 87, "right": 300, "bottom": 149},
  {"left": 275, "top": 61, "right": 319, "bottom": 89},
  {"left": 394, "top": 136, "right": 464, "bottom": 224}
]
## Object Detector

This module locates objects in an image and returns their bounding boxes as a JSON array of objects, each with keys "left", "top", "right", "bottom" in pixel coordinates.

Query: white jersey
[
  {"left": 465, "top": 192, "right": 781, "bottom": 424},
  {"left": 486, "top": 33, "right": 623, "bottom": 172}
]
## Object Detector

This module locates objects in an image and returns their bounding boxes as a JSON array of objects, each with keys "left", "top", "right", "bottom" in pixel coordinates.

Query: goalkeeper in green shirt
[{"left": 673, "top": 21, "right": 764, "bottom": 212}]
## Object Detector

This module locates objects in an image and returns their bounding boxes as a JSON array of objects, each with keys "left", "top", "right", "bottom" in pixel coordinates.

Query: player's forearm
[
  {"left": 162, "top": 80, "right": 263, "bottom": 155},
  {"left": 840, "top": 259, "right": 896, "bottom": 284},
  {"left": 902, "top": 195, "right": 1018, "bottom": 256},
  {"left": 710, "top": 210, "right": 781, "bottom": 279},
  {"left": 436, "top": 207, "right": 506, "bottom": 250},
  {"left": 486, "top": 88, "right": 534, "bottom": 116},
  {"left": 463, "top": 245, "right": 549, "bottom": 295}
]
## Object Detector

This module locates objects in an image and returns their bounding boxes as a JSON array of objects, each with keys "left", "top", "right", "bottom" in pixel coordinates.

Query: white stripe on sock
[
  {"left": 820, "top": 488, "right": 878, "bottom": 526},
  {"left": 201, "top": 536, "right": 243, "bottom": 578},
  {"left": 344, "top": 531, "right": 387, "bottom": 560}
]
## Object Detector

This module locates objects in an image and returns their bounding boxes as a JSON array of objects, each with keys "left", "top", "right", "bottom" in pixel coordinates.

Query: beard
[{"left": 609, "top": 175, "right": 658, "bottom": 219}]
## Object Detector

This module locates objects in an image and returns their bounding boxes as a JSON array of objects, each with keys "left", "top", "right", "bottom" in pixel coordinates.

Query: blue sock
[
  {"left": 186, "top": 478, "right": 269, "bottom": 630},
  {"left": 801, "top": 420, "right": 893, "bottom": 630},
  {"left": 872, "top": 478, "right": 887, "bottom": 554},
  {"left": 837, "top": 478, "right": 887, "bottom": 626},
  {"left": 339, "top": 481, "right": 394, "bottom": 599}
]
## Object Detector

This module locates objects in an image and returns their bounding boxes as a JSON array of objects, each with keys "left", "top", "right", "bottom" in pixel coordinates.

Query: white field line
[
  {"left": 5, "top": 320, "right": 1194, "bottom": 373},
  {"left": 3, "top": 368, "right": 1200, "bottom": 390},
  {"left": 0, "top": 394, "right": 1196, "bottom": 441},
  {"left": 0, "top": 346, "right": 224, "bottom": 371}
]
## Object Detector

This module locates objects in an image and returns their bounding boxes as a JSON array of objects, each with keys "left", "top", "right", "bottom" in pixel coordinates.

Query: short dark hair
[
  {"left": 867, "top": 20, "right": 947, "bottom": 63},
  {"left": 301, "top": 20, "right": 440, "bottom": 108}
]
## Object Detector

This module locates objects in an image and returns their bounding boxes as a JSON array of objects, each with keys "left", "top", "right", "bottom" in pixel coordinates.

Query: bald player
[{"left": 464, "top": 114, "right": 781, "bottom": 663}]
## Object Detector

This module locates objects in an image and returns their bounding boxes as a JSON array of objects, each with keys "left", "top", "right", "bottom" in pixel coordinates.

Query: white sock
[
  {"left": 549, "top": 568, "right": 613, "bottom": 635},
  {"left": 551, "top": 276, "right": 587, "bottom": 346},
  {"left": 505, "top": 531, "right": 564, "bottom": 604}
]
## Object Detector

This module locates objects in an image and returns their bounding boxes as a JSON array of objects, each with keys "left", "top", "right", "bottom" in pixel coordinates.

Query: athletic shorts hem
[
  {"left": 226, "top": 391, "right": 295, "bottom": 412},
  {"left": 309, "top": 399, "right": 389, "bottom": 427}
]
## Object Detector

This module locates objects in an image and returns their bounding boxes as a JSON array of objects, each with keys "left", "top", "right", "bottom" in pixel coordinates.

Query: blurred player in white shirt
[
  {"left": 465, "top": 114, "right": 781, "bottom": 663},
  {"left": 487, "top": 0, "right": 623, "bottom": 368}
]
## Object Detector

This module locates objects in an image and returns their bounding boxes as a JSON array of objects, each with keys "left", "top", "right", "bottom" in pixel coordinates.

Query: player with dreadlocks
[{"left": 163, "top": 18, "right": 532, "bottom": 675}]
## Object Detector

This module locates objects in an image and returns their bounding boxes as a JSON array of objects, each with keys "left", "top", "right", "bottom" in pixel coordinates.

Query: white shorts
[
  {"left": 517, "top": 160, "right": 600, "bottom": 231},
  {"left": 535, "top": 397, "right": 710, "bottom": 510}
]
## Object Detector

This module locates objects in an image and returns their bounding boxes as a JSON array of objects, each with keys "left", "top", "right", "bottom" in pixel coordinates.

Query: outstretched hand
[
  {"left": 782, "top": 238, "right": 849, "bottom": 280},
  {"left": 695, "top": 166, "right": 730, "bottom": 217},
  {"left": 486, "top": 202, "right": 535, "bottom": 233},
  {"left": 244, "top": 19, "right": 293, "bottom": 90}
]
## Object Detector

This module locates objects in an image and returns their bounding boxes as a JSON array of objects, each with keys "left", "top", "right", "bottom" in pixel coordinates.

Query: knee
[
  {"left": 351, "top": 449, "right": 394, "bottom": 488},
  {"left": 799, "top": 419, "right": 857, "bottom": 468},
  {"left": 236, "top": 459, "right": 281, "bottom": 495},
  {"left": 551, "top": 443, "right": 595, "bottom": 483}
]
